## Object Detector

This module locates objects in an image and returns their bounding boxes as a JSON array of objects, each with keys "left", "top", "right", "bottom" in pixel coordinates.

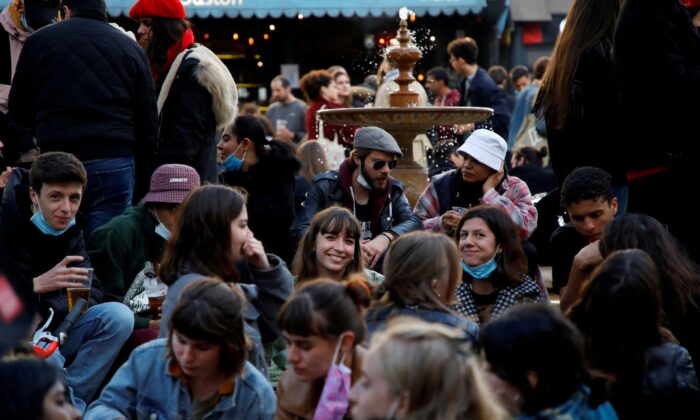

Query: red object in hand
[{"left": 33, "top": 338, "right": 59, "bottom": 358}]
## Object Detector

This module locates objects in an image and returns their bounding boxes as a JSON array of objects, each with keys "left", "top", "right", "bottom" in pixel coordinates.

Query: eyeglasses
[{"left": 372, "top": 159, "right": 398, "bottom": 170}]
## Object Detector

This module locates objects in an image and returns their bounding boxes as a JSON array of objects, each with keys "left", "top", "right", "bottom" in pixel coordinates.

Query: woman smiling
[{"left": 454, "top": 205, "right": 546, "bottom": 324}]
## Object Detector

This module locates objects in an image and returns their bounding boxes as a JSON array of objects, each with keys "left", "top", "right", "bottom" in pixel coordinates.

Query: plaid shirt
[
  {"left": 453, "top": 276, "right": 547, "bottom": 324},
  {"left": 412, "top": 171, "right": 538, "bottom": 239}
]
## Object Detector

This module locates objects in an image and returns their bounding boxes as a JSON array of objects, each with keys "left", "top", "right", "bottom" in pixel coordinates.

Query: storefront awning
[
  {"left": 510, "top": 0, "right": 572, "bottom": 22},
  {"left": 101, "top": 0, "right": 487, "bottom": 19}
]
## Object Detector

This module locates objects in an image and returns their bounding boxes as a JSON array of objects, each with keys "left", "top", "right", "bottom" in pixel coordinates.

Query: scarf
[{"left": 152, "top": 28, "right": 195, "bottom": 83}]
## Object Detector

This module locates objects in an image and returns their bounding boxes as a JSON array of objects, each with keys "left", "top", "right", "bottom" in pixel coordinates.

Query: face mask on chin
[
  {"left": 356, "top": 161, "right": 373, "bottom": 190},
  {"left": 223, "top": 143, "right": 246, "bottom": 172},
  {"left": 462, "top": 245, "right": 501, "bottom": 280},
  {"left": 30, "top": 211, "right": 75, "bottom": 236},
  {"left": 153, "top": 211, "right": 171, "bottom": 240}
]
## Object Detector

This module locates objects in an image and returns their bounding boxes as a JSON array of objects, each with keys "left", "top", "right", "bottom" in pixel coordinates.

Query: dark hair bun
[
  {"left": 538, "top": 146, "right": 549, "bottom": 158},
  {"left": 345, "top": 274, "right": 373, "bottom": 310}
]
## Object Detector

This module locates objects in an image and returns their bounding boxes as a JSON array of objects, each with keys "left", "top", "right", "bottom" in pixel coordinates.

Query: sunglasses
[{"left": 372, "top": 159, "right": 398, "bottom": 170}]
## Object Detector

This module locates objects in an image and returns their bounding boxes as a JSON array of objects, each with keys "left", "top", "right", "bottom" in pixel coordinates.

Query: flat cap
[{"left": 353, "top": 126, "right": 403, "bottom": 157}]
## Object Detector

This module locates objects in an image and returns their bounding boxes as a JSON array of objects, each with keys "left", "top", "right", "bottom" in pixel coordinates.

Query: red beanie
[
  {"left": 682, "top": 0, "right": 700, "bottom": 8},
  {"left": 129, "top": 0, "right": 186, "bottom": 19}
]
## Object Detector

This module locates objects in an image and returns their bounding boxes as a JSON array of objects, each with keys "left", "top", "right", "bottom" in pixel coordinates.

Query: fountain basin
[
  {"left": 318, "top": 106, "right": 493, "bottom": 204},
  {"left": 318, "top": 106, "right": 493, "bottom": 130}
]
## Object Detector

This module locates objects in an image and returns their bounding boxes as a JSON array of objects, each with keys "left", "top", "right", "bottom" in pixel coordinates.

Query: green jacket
[{"left": 87, "top": 204, "right": 164, "bottom": 329}]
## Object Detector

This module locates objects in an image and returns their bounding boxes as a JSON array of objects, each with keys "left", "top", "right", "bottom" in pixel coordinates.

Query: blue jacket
[{"left": 85, "top": 339, "right": 275, "bottom": 419}]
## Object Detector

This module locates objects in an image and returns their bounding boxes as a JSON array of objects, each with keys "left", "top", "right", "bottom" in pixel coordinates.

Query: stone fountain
[{"left": 317, "top": 8, "right": 493, "bottom": 204}]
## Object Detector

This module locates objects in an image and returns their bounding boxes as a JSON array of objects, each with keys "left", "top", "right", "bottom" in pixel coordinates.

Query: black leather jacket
[
  {"left": 291, "top": 166, "right": 421, "bottom": 245},
  {"left": 614, "top": 342, "right": 700, "bottom": 419}
]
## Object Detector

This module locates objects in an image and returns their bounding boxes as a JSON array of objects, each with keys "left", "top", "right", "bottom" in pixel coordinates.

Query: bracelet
[{"left": 380, "top": 232, "right": 393, "bottom": 243}]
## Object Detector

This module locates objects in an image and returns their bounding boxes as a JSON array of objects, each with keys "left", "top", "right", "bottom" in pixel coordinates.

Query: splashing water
[{"left": 399, "top": 7, "right": 415, "bottom": 20}]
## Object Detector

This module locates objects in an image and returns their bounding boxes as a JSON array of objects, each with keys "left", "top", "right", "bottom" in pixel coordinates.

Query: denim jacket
[
  {"left": 158, "top": 254, "right": 294, "bottom": 378},
  {"left": 85, "top": 339, "right": 276, "bottom": 420}
]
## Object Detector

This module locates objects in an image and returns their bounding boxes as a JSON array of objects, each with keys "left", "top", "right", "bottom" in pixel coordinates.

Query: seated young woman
[
  {"left": 481, "top": 304, "right": 617, "bottom": 419},
  {"left": 294, "top": 206, "right": 383, "bottom": 286},
  {"left": 0, "top": 357, "right": 80, "bottom": 420},
  {"left": 158, "top": 185, "right": 294, "bottom": 376},
  {"left": 218, "top": 115, "right": 300, "bottom": 264},
  {"left": 454, "top": 205, "right": 547, "bottom": 324},
  {"left": 570, "top": 249, "right": 700, "bottom": 419},
  {"left": 349, "top": 317, "right": 506, "bottom": 419},
  {"left": 86, "top": 279, "right": 275, "bottom": 419},
  {"left": 275, "top": 278, "right": 372, "bottom": 419},
  {"left": 364, "top": 231, "right": 479, "bottom": 342}
]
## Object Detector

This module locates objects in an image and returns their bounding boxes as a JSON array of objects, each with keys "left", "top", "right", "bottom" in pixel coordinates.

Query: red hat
[
  {"left": 682, "top": 0, "right": 700, "bottom": 8},
  {"left": 129, "top": 0, "right": 186, "bottom": 19}
]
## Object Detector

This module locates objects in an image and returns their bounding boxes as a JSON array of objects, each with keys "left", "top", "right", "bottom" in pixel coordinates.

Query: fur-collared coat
[{"left": 156, "top": 45, "right": 238, "bottom": 184}]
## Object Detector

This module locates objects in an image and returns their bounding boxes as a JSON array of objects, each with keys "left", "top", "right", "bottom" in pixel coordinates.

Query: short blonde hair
[{"left": 369, "top": 318, "right": 508, "bottom": 420}]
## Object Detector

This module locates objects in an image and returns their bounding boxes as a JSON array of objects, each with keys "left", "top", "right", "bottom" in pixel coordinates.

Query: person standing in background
[
  {"left": 614, "top": 0, "right": 700, "bottom": 261},
  {"left": 130, "top": 0, "right": 238, "bottom": 185},
  {"left": 7, "top": 0, "right": 158, "bottom": 239},
  {"left": 267, "top": 75, "right": 307, "bottom": 143}
]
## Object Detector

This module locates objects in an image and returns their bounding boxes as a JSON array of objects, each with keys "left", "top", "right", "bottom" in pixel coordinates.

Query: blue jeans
[
  {"left": 48, "top": 302, "right": 133, "bottom": 412},
  {"left": 81, "top": 157, "right": 135, "bottom": 241}
]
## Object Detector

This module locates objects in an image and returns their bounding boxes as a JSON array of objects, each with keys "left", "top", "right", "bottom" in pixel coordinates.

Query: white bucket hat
[{"left": 457, "top": 129, "right": 507, "bottom": 171}]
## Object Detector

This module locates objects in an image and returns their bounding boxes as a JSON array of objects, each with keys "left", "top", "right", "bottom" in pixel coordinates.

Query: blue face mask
[
  {"left": 30, "top": 211, "right": 75, "bottom": 236},
  {"left": 462, "top": 246, "right": 500, "bottom": 280},
  {"left": 153, "top": 212, "right": 172, "bottom": 240},
  {"left": 223, "top": 143, "right": 246, "bottom": 172},
  {"left": 155, "top": 223, "right": 171, "bottom": 240}
]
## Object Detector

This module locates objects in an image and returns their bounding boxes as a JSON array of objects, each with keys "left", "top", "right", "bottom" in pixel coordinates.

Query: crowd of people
[{"left": 1, "top": 0, "right": 700, "bottom": 418}]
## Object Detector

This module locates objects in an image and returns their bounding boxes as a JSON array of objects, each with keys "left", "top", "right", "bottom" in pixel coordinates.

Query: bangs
[
  {"left": 278, "top": 293, "right": 327, "bottom": 338},
  {"left": 171, "top": 301, "right": 229, "bottom": 343},
  {"left": 318, "top": 210, "right": 361, "bottom": 240}
]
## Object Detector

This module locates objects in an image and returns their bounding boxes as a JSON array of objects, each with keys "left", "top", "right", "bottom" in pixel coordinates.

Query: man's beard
[{"left": 360, "top": 165, "right": 387, "bottom": 191}]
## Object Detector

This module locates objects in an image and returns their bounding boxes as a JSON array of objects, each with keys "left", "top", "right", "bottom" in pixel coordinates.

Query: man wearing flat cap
[{"left": 291, "top": 126, "right": 421, "bottom": 269}]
